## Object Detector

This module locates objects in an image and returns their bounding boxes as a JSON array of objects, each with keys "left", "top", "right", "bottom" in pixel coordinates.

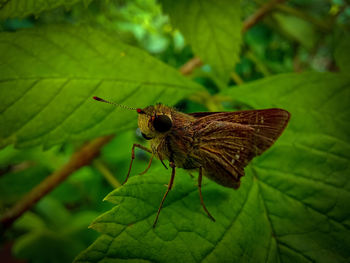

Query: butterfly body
[{"left": 137, "top": 104, "right": 290, "bottom": 189}]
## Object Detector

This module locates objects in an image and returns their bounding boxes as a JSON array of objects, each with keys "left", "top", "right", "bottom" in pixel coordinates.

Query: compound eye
[{"left": 153, "top": 115, "right": 172, "bottom": 133}]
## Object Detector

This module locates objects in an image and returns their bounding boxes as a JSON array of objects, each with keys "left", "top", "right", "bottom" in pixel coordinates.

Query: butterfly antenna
[{"left": 93, "top": 96, "right": 137, "bottom": 111}]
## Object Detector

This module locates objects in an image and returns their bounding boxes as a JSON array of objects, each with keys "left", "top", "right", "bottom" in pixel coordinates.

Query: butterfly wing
[
  {"left": 191, "top": 108, "right": 290, "bottom": 155},
  {"left": 188, "top": 112, "right": 220, "bottom": 118},
  {"left": 193, "top": 121, "right": 254, "bottom": 188},
  {"left": 192, "top": 109, "right": 290, "bottom": 189}
]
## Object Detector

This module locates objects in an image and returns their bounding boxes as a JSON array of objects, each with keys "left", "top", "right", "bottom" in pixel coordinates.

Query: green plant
[{"left": 0, "top": 0, "right": 349, "bottom": 262}]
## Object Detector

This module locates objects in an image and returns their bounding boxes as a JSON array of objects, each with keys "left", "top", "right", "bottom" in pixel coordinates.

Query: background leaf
[
  {"left": 12, "top": 198, "right": 99, "bottom": 263},
  {"left": 75, "top": 72, "right": 350, "bottom": 263},
  {"left": 160, "top": 0, "right": 242, "bottom": 81},
  {"left": 272, "top": 13, "right": 318, "bottom": 50},
  {"left": 0, "top": 0, "right": 91, "bottom": 19},
  {"left": 334, "top": 34, "right": 350, "bottom": 72},
  {"left": 0, "top": 26, "right": 203, "bottom": 149}
]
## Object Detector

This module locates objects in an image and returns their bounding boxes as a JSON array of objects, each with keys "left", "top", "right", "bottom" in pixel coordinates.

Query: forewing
[
  {"left": 189, "top": 112, "right": 220, "bottom": 118},
  {"left": 192, "top": 109, "right": 290, "bottom": 188},
  {"left": 193, "top": 108, "right": 290, "bottom": 155}
]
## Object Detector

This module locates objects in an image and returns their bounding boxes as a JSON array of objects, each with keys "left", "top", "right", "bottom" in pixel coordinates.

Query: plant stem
[
  {"left": 93, "top": 159, "right": 121, "bottom": 188},
  {"left": 179, "top": 57, "right": 203, "bottom": 75},
  {"left": 0, "top": 135, "right": 114, "bottom": 230},
  {"left": 243, "top": 0, "right": 286, "bottom": 33},
  {"left": 231, "top": 71, "right": 244, "bottom": 85}
]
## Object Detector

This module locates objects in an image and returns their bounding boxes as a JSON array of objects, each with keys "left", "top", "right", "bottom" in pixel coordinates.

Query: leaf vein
[
  {"left": 258, "top": 179, "right": 350, "bottom": 231},
  {"left": 0, "top": 79, "right": 41, "bottom": 115},
  {"left": 27, "top": 31, "right": 92, "bottom": 72},
  {"left": 279, "top": 241, "right": 315, "bottom": 263},
  {"left": 200, "top": 182, "right": 255, "bottom": 262},
  {"left": 253, "top": 167, "right": 282, "bottom": 263},
  {"left": 0, "top": 76, "right": 195, "bottom": 90},
  {"left": 256, "top": 165, "right": 350, "bottom": 195},
  {"left": 0, "top": 40, "right": 62, "bottom": 74},
  {"left": 8, "top": 78, "right": 69, "bottom": 136},
  {"left": 40, "top": 80, "right": 104, "bottom": 140}
]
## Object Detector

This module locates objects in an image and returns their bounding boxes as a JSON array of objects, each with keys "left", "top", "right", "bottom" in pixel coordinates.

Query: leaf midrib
[{"left": 0, "top": 76, "right": 195, "bottom": 90}]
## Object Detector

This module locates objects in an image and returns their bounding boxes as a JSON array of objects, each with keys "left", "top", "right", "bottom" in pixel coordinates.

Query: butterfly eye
[{"left": 153, "top": 115, "right": 172, "bottom": 133}]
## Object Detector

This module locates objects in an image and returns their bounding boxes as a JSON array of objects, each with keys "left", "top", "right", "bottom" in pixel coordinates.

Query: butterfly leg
[
  {"left": 139, "top": 154, "right": 153, "bottom": 175},
  {"left": 123, "top": 144, "right": 152, "bottom": 185},
  {"left": 153, "top": 161, "right": 176, "bottom": 228},
  {"left": 198, "top": 166, "right": 215, "bottom": 222}
]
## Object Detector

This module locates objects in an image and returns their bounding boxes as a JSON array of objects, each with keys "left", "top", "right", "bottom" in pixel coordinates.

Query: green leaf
[
  {"left": 0, "top": 26, "right": 203, "bottom": 149},
  {"left": 75, "top": 72, "right": 350, "bottom": 262},
  {"left": 160, "top": 0, "right": 242, "bottom": 81},
  {"left": 334, "top": 35, "right": 350, "bottom": 72},
  {"left": 273, "top": 13, "right": 318, "bottom": 50},
  {"left": 0, "top": 0, "right": 91, "bottom": 19}
]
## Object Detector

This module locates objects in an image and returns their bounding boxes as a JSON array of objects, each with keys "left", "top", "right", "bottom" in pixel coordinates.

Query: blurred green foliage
[{"left": 0, "top": 0, "right": 349, "bottom": 262}]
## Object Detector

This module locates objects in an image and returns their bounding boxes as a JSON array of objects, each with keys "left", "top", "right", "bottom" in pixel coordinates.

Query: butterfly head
[
  {"left": 137, "top": 104, "right": 173, "bottom": 140},
  {"left": 92, "top": 97, "right": 173, "bottom": 141}
]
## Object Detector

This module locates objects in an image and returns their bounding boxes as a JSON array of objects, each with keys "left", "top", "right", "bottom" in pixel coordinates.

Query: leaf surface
[
  {"left": 0, "top": 0, "right": 90, "bottom": 19},
  {"left": 0, "top": 26, "right": 203, "bottom": 149},
  {"left": 75, "top": 72, "right": 350, "bottom": 262},
  {"left": 160, "top": 0, "right": 242, "bottom": 81}
]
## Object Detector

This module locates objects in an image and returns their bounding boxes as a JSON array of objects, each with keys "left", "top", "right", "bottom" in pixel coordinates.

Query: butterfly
[{"left": 93, "top": 96, "right": 290, "bottom": 227}]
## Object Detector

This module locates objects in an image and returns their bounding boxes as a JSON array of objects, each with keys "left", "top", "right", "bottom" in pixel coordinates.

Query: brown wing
[
  {"left": 189, "top": 112, "right": 220, "bottom": 118},
  {"left": 192, "top": 109, "right": 290, "bottom": 189},
  {"left": 193, "top": 121, "right": 254, "bottom": 189},
  {"left": 192, "top": 108, "right": 290, "bottom": 155}
]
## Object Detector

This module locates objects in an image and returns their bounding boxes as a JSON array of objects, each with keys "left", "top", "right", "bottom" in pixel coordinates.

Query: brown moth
[{"left": 93, "top": 96, "right": 290, "bottom": 227}]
